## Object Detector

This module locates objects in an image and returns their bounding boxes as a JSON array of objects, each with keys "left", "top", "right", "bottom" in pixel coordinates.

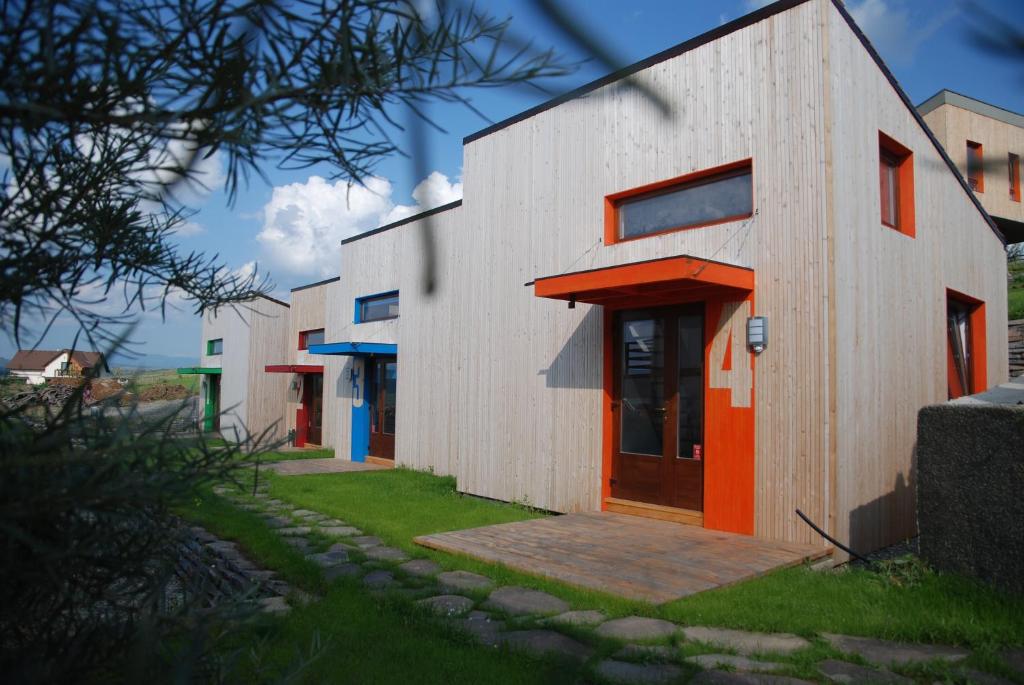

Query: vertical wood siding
[
  {"left": 827, "top": 8, "right": 1009, "bottom": 553},
  {"left": 284, "top": 282, "right": 334, "bottom": 438}
]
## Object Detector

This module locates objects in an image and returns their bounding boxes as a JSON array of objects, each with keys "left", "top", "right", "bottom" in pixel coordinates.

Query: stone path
[
  {"left": 212, "top": 482, "right": 1017, "bottom": 685},
  {"left": 260, "top": 458, "right": 385, "bottom": 476}
]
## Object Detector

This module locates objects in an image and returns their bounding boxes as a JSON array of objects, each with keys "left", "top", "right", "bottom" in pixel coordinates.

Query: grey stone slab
[
  {"left": 960, "top": 668, "right": 1015, "bottom": 685},
  {"left": 277, "top": 526, "right": 312, "bottom": 536},
  {"left": 690, "top": 672, "right": 813, "bottom": 684},
  {"left": 265, "top": 499, "right": 284, "bottom": 507},
  {"left": 822, "top": 634, "right": 969, "bottom": 666},
  {"left": 596, "top": 616, "right": 679, "bottom": 641},
  {"left": 327, "top": 542, "right": 353, "bottom": 554},
  {"left": 362, "top": 545, "right": 409, "bottom": 562},
  {"left": 438, "top": 570, "right": 494, "bottom": 593},
  {"left": 205, "top": 540, "right": 238, "bottom": 553},
  {"left": 349, "top": 535, "right": 383, "bottom": 548},
  {"left": 305, "top": 550, "right": 349, "bottom": 567},
  {"left": 362, "top": 570, "right": 396, "bottom": 589},
  {"left": 237, "top": 503, "right": 263, "bottom": 511},
  {"left": 417, "top": 594, "right": 475, "bottom": 617},
  {"left": 265, "top": 580, "right": 292, "bottom": 596},
  {"left": 498, "top": 630, "right": 593, "bottom": 662},
  {"left": 290, "top": 509, "right": 318, "bottom": 517},
  {"left": 450, "top": 613, "right": 506, "bottom": 648},
  {"left": 399, "top": 559, "right": 442, "bottom": 577},
  {"left": 484, "top": 586, "right": 570, "bottom": 616},
  {"left": 594, "top": 659, "right": 683, "bottom": 684},
  {"left": 284, "top": 538, "right": 312, "bottom": 552},
  {"left": 319, "top": 518, "right": 348, "bottom": 527},
  {"left": 613, "top": 645, "right": 679, "bottom": 663},
  {"left": 688, "top": 654, "right": 786, "bottom": 673},
  {"left": 682, "top": 626, "right": 811, "bottom": 656},
  {"left": 324, "top": 562, "right": 363, "bottom": 581},
  {"left": 1002, "top": 649, "right": 1024, "bottom": 678},
  {"left": 263, "top": 516, "right": 292, "bottom": 528},
  {"left": 258, "top": 596, "right": 290, "bottom": 615},
  {"left": 546, "top": 610, "right": 607, "bottom": 627},
  {"left": 817, "top": 659, "right": 912, "bottom": 684},
  {"left": 319, "top": 525, "right": 362, "bottom": 537}
]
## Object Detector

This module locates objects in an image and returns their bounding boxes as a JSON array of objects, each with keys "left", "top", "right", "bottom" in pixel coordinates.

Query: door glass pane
[
  {"left": 677, "top": 314, "right": 704, "bottom": 459},
  {"left": 382, "top": 361, "right": 397, "bottom": 435},
  {"left": 312, "top": 375, "right": 323, "bottom": 428},
  {"left": 947, "top": 299, "right": 971, "bottom": 398},
  {"left": 620, "top": 318, "right": 664, "bottom": 456}
]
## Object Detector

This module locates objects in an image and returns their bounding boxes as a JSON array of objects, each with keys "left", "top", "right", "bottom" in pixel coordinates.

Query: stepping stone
[
  {"left": 265, "top": 499, "right": 284, "bottom": 507},
  {"left": 822, "top": 634, "right": 969, "bottom": 666},
  {"left": 417, "top": 594, "right": 475, "bottom": 617},
  {"left": 497, "top": 630, "right": 593, "bottom": 662},
  {"left": 258, "top": 596, "right": 290, "bottom": 615},
  {"left": 290, "top": 509, "right": 318, "bottom": 517},
  {"left": 682, "top": 626, "right": 811, "bottom": 656},
  {"left": 305, "top": 550, "right": 349, "bottom": 567},
  {"left": 284, "top": 538, "right": 312, "bottom": 552},
  {"left": 817, "top": 659, "right": 911, "bottom": 684},
  {"left": 1002, "top": 649, "right": 1024, "bottom": 678},
  {"left": 190, "top": 527, "right": 218, "bottom": 543},
  {"left": 547, "top": 610, "right": 607, "bottom": 627},
  {"left": 451, "top": 611, "right": 505, "bottom": 647},
  {"left": 319, "top": 518, "right": 347, "bottom": 527},
  {"left": 690, "top": 672, "right": 813, "bottom": 684},
  {"left": 237, "top": 503, "right": 262, "bottom": 511},
  {"left": 400, "top": 559, "right": 441, "bottom": 577},
  {"left": 484, "top": 586, "right": 570, "bottom": 616},
  {"left": 438, "top": 570, "right": 493, "bottom": 593},
  {"left": 277, "top": 526, "right": 312, "bottom": 536},
  {"left": 265, "top": 580, "right": 293, "bottom": 595},
  {"left": 263, "top": 516, "right": 291, "bottom": 528},
  {"left": 614, "top": 645, "right": 679, "bottom": 662},
  {"left": 363, "top": 546, "right": 409, "bottom": 562},
  {"left": 596, "top": 616, "right": 679, "bottom": 641},
  {"left": 319, "top": 526, "right": 362, "bottom": 537},
  {"left": 594, "top": 659, "right": 683, "bottom": 684},
  {"left": 247, "top": 570, "right": 277, "bottom": 582},
  {"left": 363, "top": 570, "right": 396, "bottom": 589},
  {"left": 206, "top": 541, "right": 238, "bottom": 554},
  {"left": 349, "top": 535, "right": 383, "bottom": 548},
  {"left": 324, "top": 563, "right": 363, "bottom": 581},
  {"left": 688, "top": 654, "right": 786, "bottom": 673},
  {"left": 959, "top": 668, "right": 1015, "bottom": 685},
  {"left": 327, "top": 542, "right": 353, "bottom": 554}
]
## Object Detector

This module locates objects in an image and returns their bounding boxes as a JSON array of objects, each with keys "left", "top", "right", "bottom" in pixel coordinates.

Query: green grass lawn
[
  {"left": 119, "top": 367, "right": 200, "bottom": 395},
  {"left": 1010, "top": 259, "right": 1024, "bottom": 320},
  {"left": 252, "top": 468, "right": 1024, "bottom": 649}
]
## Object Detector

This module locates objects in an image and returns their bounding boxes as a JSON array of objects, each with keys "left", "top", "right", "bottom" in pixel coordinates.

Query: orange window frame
[
  {"left": 945, "top": 288, "right": 987, "bottom": 400},
  {"left": 1010, "top": 153, "right": 1021, "bottom": 203},
  {"left": 967, "top": 140, "right": 984, "bottom": 193},
  {"left": 878, "top": 132, "right": 915, "bottom": 238},
  {"left": 603, "top": 159, "right": 754, "bottom": 246}
]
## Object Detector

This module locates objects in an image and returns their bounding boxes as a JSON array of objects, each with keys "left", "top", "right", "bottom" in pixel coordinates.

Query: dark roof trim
[
  {"left": 463, "top": 0, "right": 809, "bottom": 145},
  {"left": 258, "top": 293, "right": 290, "bottom": 308},
  {"left": 291, "top": 276, "right": 340, "bottom": 293},
  {"left": 917, "top": 89, "right": 1024, "bottom": 129},
  {"left": 341, "top": 200, "right": 462, "bottom": 246},
  {"left": 829, "top": 0, "right": 1005, "bottom": 245}
]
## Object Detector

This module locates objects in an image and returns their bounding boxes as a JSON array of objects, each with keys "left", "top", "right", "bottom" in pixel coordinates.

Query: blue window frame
[{"left": 355, "top": 291, "right": 399, "bottom": 323}]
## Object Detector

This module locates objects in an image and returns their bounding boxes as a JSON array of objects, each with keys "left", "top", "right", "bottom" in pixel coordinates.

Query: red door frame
[{"left": 295, "top": 374, "right": 311, "bottom": 447}]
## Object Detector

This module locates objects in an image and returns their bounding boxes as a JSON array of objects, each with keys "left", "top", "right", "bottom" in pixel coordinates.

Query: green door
[{"left": 203, "top": 375, "right": 220, "bottom": 432}]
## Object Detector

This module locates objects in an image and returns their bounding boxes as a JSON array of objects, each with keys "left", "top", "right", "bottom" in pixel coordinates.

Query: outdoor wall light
[{"left": 747, "top": 316, "right": 768, "bottom": 353}]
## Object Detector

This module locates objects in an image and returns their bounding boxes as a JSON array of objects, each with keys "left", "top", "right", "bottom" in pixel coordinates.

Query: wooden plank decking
[{"left": 415, "top": 512, "right": 829, "bottom": 604}]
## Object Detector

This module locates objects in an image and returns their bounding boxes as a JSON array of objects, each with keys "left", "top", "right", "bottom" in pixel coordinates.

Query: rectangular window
[
  {"left": 206, "top": 338, "right": 223, "bottom": 355},
  {"left": 298, "top": 328, "right": 325, "bottom": 350},
  {"left": 946, "top": 290, "right": 986, "bottom": 400},
  {"left": 967, "top": 140, "right": 984, "bottom": 192},
  {"left": 1010, "top": 153, "right": 1020, "bottom": 203},
  {"left": 607, "top": 160, "right": 753, "bottom": 243},
  {"left": 878, "top": 132, "right": 915, "bottom": 237},
  {"left": 356, "top": 291, "right": 399, "bottom": 323}
]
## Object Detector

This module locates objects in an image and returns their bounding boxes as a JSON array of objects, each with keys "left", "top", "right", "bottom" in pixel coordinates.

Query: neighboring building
[
  {"left": 179, "top": 295, "right": 290, "bottom": 442},
  {"left": 919, "top": 90, "right": 1024, "bottom": 244},
  {"left": 305, "top": 0, "right": 1008, "bottom": 557},
  {"left": 7, "top": 349, "right": 109, "bottom": 385},
  {"left": 263, "top": 277, "right": 339, "bottom": 447}
]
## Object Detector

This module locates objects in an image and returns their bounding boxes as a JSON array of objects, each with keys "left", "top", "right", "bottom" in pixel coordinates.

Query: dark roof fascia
[
  {"left": 917, "top": 89, "right": 1024, "bottom": 128},
  {"left": 829, "top": 0, "right": 1004, "bottom": 245},
  {"left": 341, "top": 200, "right": 463, "bottom": 246},
  {"left": 291, "top": 276, "right": 340, "bottom": 293},
  {"left": 463, "top": 0, "right": 810, "bottom": 145},
  {"left": 258, "top": 293, "right": 290, "bottom": 308}
]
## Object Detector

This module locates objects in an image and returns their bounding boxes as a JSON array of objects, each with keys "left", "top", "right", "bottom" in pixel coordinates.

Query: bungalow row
[{"left": 188, "top": 0, "right": 1015, "bottom": 556}]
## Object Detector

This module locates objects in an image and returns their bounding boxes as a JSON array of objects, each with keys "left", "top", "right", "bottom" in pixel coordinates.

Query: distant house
[{"left": 6, "top": 350, "right": 110, "bottom": 385}]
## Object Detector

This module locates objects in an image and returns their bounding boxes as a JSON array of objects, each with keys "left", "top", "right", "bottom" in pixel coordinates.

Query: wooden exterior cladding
[
  {"left": 283, "top": 278, "right": 338, "bottom": 444},
  {"left": 199, "top": 295, "right": 290, "bottom": 443}
]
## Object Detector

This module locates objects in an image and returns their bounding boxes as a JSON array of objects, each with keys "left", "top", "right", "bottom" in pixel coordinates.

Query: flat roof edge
[
  {"left": 291, "top": 276, "right": 340, "bottom": 293},
  {"left": 917, "top": 89, "right": 1024, "bottom": 130},
  {"left": 462, "top": 0, "right": 811, "bottom": 145},
  {"left": 341, "top": 200, "right": 462, "bottom": 246}
]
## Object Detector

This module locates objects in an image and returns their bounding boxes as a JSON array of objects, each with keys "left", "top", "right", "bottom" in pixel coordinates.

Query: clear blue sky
[{"left": 5, "top": 0, "right": 1021, "bottom": 362}]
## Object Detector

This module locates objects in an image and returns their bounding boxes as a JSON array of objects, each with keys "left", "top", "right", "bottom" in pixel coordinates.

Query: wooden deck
[{"left": 415, "top": 512, "right": 829, "bottom": 604}]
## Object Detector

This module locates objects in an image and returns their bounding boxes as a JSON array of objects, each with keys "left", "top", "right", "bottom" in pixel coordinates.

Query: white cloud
[
  {"left": 848, "top": 0, "right": 957, "bottom": 66},
  {"left": 256, "top": 171, "right": 462, "bottom": 277},
  {"left": 172, "top": 220, "right": 205, "bottom": 237}
]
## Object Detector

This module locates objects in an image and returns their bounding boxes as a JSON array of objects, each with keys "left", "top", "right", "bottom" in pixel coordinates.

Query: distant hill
[{"left": 108, "top": 353, "right": 199, "bottom": 370}]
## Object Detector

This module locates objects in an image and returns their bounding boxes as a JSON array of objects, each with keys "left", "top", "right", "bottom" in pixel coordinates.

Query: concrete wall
[{"left": 917, "top": 403, "right": 1024, "bottom": 594}]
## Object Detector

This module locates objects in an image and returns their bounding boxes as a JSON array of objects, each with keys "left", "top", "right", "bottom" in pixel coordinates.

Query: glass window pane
[
  {"left": 619, "top": 169, "right": 752, "bottom": 239},
  {"left": 967, "top": 142, "right": 982, "bottom": 190},
  {"left": 678, "top": 314, "right": 704, "bottom": 460},
  {"left": 359, "top": 293, "right": 399, "bottom": 322},
  {"left": 303, "top": 329, "right": 325, "bottom": 347},
  {"left": 382, "top": 362, "right": 397, "bottom": 434},
  {"left": 207, "top": 339, "right": 223, "bottom": 355},
  {"left": 620, "top": 318, "right": 664, "bottom": 456}
]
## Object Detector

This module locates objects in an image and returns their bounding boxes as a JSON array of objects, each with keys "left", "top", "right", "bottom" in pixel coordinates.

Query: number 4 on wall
[{"left": 708, "top": 300, "right": 753, "bottom": 409}]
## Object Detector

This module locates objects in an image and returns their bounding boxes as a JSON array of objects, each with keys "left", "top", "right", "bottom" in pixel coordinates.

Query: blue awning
[{"left": 307, "top": 342, "right": 397, "bottom": 357}]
